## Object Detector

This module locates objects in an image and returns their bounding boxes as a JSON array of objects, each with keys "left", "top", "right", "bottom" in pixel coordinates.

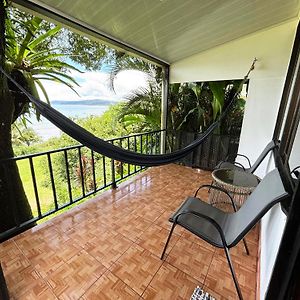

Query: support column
[{"left": 160, "top": 66, "right": 169, "bottom": 154}]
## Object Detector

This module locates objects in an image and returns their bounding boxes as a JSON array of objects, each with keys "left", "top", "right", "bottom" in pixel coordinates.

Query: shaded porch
[{"left": 1, "top": 164, "right": 258, "bottom": 299}]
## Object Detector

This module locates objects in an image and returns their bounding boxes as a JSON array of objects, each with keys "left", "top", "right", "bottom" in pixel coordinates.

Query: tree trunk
[
  {"left": 0, "top": 0, "right": 33, "bottom": 234},
  {"left": 0, "top": 88, "right": 34, "bottom": 233}
]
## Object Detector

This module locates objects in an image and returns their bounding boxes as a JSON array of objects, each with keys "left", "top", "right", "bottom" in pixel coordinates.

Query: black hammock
[{"left": 0, "top": 61, "right": 255, "bottom": 167}]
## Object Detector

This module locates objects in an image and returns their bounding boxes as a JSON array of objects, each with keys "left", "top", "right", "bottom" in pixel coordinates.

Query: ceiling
[{"left": 14, "top": 0, "right": 300, "bottom": 65}]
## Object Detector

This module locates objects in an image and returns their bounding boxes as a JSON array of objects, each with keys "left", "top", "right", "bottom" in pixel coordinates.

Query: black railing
[
  {"left": 165, "top": 130, "right": 239, "bottom": 170},
  {"left": 0, "top": 130, "right": 162, "bottom": 241},
  {"left": 0, "top": 129, "right": 239, "bottom": 241}
]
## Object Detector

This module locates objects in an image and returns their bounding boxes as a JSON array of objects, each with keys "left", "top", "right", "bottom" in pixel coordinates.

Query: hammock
[{"left": 0, "top": 61, "right": 255, "bottom": 167}]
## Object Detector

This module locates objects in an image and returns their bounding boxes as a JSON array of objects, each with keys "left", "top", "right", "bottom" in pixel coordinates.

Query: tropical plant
[
  {"left": 108, "top": 54, "right": 162, "bottom": 132},
  {"left": 0, "top": 3, "right": 80, "bottom": 232},
  {"left": 12, "top": 120, "right": 41, "bottom": 146},
  {"left": 5, "top": 12, "right": 81, "bottom": 122},
  {"left": 118, "top": 79, "right": 161, "bottom": 131},
  {"left": 168, "top": 80, "right": 245, "bottom": 135}
]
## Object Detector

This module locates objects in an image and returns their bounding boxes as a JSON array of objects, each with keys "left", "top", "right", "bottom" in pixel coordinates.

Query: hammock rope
[{"left": 0, "top": 59, "right": 256, "bottom": 167}]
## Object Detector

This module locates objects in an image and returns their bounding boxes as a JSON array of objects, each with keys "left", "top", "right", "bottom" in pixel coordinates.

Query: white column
[{"left": 160, "top": 66, "right": 169, "bottom": 154}]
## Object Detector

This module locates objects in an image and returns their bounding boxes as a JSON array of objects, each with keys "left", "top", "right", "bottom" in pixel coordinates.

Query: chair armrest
[
  {"left": 235, "top": 154, "right": 252, "bottom": 168},
  {"left": 221, "top": 153, "right": 252, "bottom": 169},
  {"left": 194, "top": 184, "right": 238, "bottom": 212},
  {"left": 291, "top": 166, "right": 300, "bottom": 178},
  {"left": 174, "top": 210, "right": 228, "bottom": 247}
]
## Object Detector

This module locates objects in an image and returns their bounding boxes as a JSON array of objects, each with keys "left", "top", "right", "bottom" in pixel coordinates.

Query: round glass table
[{"left": 210, "top": 168, "right": 260, "bottom": 210}]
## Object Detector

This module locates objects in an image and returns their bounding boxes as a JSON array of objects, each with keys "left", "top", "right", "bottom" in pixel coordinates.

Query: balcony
[{"left": 0, "top": 164, "right": 258, "bottom": 299}]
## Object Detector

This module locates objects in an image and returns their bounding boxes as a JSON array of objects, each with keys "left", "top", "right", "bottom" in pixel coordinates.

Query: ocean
[{"left": 29, "top": 102, "right": 112, "bottom": 140}]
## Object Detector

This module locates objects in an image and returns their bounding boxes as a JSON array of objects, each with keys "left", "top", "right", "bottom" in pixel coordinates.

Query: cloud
[{"left": 37, "top": 70, "right": 149, "bottom": 102}]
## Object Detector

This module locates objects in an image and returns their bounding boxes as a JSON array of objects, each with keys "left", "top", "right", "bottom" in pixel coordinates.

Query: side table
[{"left": 210, "top": 168, "right": 260, "bottom": 210}]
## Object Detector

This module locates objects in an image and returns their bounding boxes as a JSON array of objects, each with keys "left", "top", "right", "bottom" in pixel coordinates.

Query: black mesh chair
[
  {"left": 161, "top": 168, "right": 290, "bottom": 300},
  {"left": 216, "top": 140, "right": 278, "bottom": 173}
]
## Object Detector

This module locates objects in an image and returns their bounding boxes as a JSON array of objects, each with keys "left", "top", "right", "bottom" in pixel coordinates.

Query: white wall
[{"left": 170, "top": 19, "right": 298, "bottom": 299}]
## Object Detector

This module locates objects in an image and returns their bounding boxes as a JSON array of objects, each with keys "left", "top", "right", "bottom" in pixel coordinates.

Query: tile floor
[{"left": 0, "top": 164, "right": 259, "bottom": 299}]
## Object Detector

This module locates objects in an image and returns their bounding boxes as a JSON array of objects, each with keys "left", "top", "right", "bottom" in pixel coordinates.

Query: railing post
[
  {"left": 0, "top": 131, "right": 159, "bottom": 241},
  {"left": 111, "top": 141, "right": 117, "bottom": 189},
  {"left": 111, "top": 159, "right": 117, "bottom": 189}
]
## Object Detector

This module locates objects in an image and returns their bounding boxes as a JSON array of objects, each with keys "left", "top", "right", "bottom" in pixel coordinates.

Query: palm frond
[
  {"left": 32, "top": 69, "right": 80, "bottom": 86},
  {"left": 34, "top": 73, "right": 80, "bottom": 96},
  {"left": 27, "top": 25, "right": 61, "bottom": 51},
  {"left": 34, "top": 79, "right": 50, "bottom": 104},
  {"left": 16, "top": 16, "right": 42, "bottom": 64}
]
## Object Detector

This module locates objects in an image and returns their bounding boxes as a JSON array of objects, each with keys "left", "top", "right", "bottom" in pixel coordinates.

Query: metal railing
[
  {"left": 0, "top": 130, "right": 162, "bottom": 241},
  {"left": 0, "top": 128, "right": 240, "bottom": 241},
  {"left": 165, "top": 130, "right": 239, "bottom": 170}
]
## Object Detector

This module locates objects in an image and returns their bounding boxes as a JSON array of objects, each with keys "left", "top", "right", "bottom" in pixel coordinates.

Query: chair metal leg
[
  {"left": 242, "top": 238, "right": 250, "bottom": 255},
  {"left": 224, "top": 246, "right": 244, "bottom": 300},
  {"left": 161, "top": 222, "right": 177, "bottom": 260},
  {"left": 208, "top": 180, "right": 214, "bottom": 193}
]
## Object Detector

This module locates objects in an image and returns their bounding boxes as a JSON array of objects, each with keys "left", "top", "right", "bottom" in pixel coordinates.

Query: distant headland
[{"left": 51, "top": 99, "right": 118, "bottom": 106}]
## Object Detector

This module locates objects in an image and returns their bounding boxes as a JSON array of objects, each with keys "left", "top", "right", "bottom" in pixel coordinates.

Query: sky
[{"left": 38, "top": 69, "right": 149, "bottom": 102}]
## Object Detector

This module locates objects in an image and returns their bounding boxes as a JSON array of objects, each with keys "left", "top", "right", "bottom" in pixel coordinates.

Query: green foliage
[
  {"left": 19, "top": 103, "right": 129, "bottom": 199},
  {"left": 108, "top": 53, "right": 162, "bottom": 90},
  {"left": 109, "top": 54, "right": 245, "bottom": 136},
  {"left": 76, "top": 103, "right": 129, "bottom": 139},
  {"left": 118, "top": 82, "right": 161, "bottom": 132},
  {"left": 107, "top": 52, "right": 162, "bottom": 132},
  {"left": 66, "top": 33, "right": 112, "bottom": 70},
  {"left": 168, "top": 80, "right": 245, "bottom": 135},
  {"left": 209, "top": 81, "right": 226, "bottom": 121},
  {"left": 5, "top": 8, "right": 81, "bottom": 125},
  {"left": 12, "top": 120, "right": 42, "bottom": 156},
  {"left": 12, "top": 120, "right": 41, "bottom": 146}
]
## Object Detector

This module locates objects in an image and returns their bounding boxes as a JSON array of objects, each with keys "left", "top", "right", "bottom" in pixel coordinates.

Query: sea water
[{"left": 28, "top": 103, "right": 110, "bottom": 140}]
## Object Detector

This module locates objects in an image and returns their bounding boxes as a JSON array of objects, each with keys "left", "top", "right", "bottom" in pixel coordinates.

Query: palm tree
[
  {"left": 5, "top": 11, "right": 80, "bottom": 122},
  {"left": 119, "top": 75, "right": 161, "bottom": 132},
  {"left": 108, "top": 54, "right": 162, "bottom": 132},
  {"left": 0, "top": 3, "right": 80, "bottom": 233}
]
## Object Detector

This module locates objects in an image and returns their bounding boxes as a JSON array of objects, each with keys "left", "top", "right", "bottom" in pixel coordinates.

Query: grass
[
  {"left": 17, "top": 158, "right": 54, "bottom": 217},
  {"left": 16, "top": 155, "right": 145, "bottom": 224}
]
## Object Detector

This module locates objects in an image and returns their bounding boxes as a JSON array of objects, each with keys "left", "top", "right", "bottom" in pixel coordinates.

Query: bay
[{"left": 29, "top": 103, "right": 110, "bottom": 140}]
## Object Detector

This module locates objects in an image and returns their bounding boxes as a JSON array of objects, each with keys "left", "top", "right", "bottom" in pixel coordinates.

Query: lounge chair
[
  {"left": 216, "top": 140, "right": 278, "bottom": 173},
  {"left": 161, "top": 167, "right": 291, "bottom": 300}
]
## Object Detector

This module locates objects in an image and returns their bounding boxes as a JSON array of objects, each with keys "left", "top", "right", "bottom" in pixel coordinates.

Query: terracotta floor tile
[
  {"left": 5, "top": 265, "right": 49, "bottom": 299},
  {"left": 142, "top": 262, "right": 202, "bottom": 300},
  {"left": 26, "top": 246, "right": 65, "bottom": 279},
  {"left": 153, "top": 210, "right": 179, "bottom": 231},
  {"left": 51, "top": 210, "right": 93, "bottom": 233},
  {"left": 215, "top": 239, "right": 258, "bottom": 272},
  {"left": 245, "top": 223, "right": 260, "bottom": 244},
  {"left": 15, "top": 287, "right": 58, "bottom": 300},
  {"left": 133, "top": 205, "right": 166, "bottom": 223},
  {"left": 65, "top": 220, "right": 109, "bottom": 247},
  {"left": 52, "top": 239, "right": 83, "bottom": 263},
  {"left": 114, "top": 215, "right": 152, "bottom": 242},
  {"left": 1, "top": 251, "right": 30, "bottom": 277},
  {"left": 166, "top": 238, "right": 214, "bottom": 283},
  {"left": 84, "top": 230, "right": 133, "bottom": 268},
  {"left": 46, "top": 250, "right": 106, "bottom": 300},
  {"left": 204, "top": 254, "right": 256, "bottom": 300},
  {"left": 2, "top": 165, "right": 258, "bottom": 299},
  {"left": 110, "top": 244, "right": 162, "bottom": 295},
  {"left": 94, "top": 206, "right": 133, "bottom": 229},
  {"left": 14, "top": 223, "right": 62, "bottom": 253},
  {"left": 181, "top": 231, "right": 216, "bottom": 252},
  {"left": 0, "top": 240, "right": 23, "bottom": 261},
  {"left": 81, "top": 271, "right": 139, "bottom": 300},
  {"left": 137, "top": 224, "right": 180, "bottom": 258}
]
